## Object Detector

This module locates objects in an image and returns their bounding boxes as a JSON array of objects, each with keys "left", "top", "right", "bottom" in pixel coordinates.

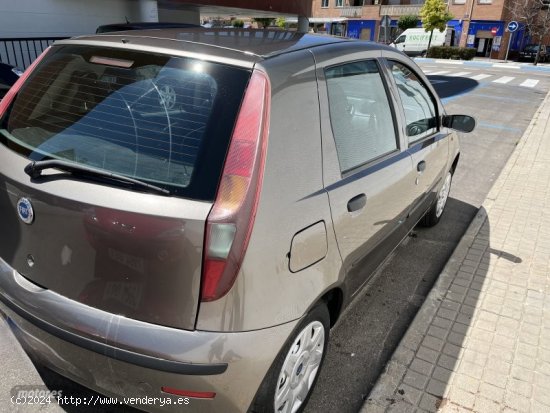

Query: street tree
[
  {"left": 419, "top": 0, "right": 453, "bottom": 55},
  {"left": 398, "top": 14, "right": 419, "bottom": 32},
  {"left": 506, "top": 0, "right": 550, "bottom": 65}
]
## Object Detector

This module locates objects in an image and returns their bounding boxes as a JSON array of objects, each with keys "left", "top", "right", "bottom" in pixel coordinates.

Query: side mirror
[{"left": 442, "top": 115, "right": 476, "bottom": 133}]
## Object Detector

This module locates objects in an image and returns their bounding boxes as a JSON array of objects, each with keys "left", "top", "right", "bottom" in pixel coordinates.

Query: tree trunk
[
  {"left": 427, "top": 29, "right": 435, "bottom": 57},
  {"left": 535, "top": 41, "right": 543, "bottom": 66}
]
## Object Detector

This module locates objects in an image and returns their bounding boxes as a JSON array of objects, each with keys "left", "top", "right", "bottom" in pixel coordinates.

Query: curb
[{"left": 361, "top": 87, "right": 550, "bottom": 412}]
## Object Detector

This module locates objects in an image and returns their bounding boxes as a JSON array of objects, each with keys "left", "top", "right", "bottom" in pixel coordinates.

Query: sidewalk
[
  {"left": 414, "top": 57, "right": 550, "bottom": 72},
  {"left": 362, "top": 90, "right": 550, "bottom": 412}
]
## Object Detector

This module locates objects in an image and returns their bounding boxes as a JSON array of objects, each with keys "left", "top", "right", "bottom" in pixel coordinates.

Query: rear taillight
[
  {"left": 200, "top": 70, "right": 270, "bottom": 302},
  {"left": 0, "top": 47, "right": 50, "bottom": 117}
]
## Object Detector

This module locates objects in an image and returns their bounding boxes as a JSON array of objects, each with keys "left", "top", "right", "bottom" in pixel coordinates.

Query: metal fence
[{"left": 0, "top": 37, "right": 68, "bottom": 69}]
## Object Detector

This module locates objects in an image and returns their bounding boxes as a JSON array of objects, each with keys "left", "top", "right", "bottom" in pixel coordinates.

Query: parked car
[
  {"left": 0, "top": 29, "right": 474, "bottom": 413},
  {"left": 390, "top": 27, "right": 449, "bottom": 57},
  {"left": 0, "top": 62, "right": 22, "bottom": 99},
  {"left": 518, "top": 43, "right": 548, "bottom": 62},
  {"left": 96, "top": 21, "right": 200, "bottom": 33}
]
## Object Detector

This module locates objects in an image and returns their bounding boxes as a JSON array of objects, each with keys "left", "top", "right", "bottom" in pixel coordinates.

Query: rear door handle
[
  {"left": 347, "top": 194, "right": 367, "bottom": 212},
  {"left": 417, "top": 160, "right": 426, "bottom": 173}
]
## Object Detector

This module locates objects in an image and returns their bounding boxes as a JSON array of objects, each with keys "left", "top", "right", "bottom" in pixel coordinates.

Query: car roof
[{"left": 59, "top": 28, "right": 367, "bottom": 66}]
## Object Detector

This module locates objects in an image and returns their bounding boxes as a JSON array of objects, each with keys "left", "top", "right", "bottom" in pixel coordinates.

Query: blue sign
[{"left": 508, "top": 21, "right": 519, "bottom": 32}]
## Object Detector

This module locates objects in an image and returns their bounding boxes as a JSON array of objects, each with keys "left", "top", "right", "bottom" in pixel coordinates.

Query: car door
[
  {"left": 314, "top": 49, "right": 417, "bottom": 296},
  {"left": 383, "top": 57, "right": 451, "bottom": 225}
]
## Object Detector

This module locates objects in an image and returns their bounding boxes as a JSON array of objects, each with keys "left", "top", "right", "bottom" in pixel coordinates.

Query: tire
[
  {"left": 420, "top": 169, "right": 452, "bottom": 227},
  {"left": 249, "top": 303, "right": 330, "bottom": 413}
]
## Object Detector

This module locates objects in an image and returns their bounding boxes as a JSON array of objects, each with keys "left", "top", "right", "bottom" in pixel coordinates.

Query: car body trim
[{"left": 0, "top": 292, "right": 228, "bottom": 375}]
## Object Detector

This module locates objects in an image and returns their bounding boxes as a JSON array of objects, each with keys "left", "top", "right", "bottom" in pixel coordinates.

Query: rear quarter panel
[{"left": 196, "top": 50, "right": 343, "bottom": 332}]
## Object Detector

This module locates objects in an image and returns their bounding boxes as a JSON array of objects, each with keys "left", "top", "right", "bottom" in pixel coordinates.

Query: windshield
[
  {"left": 0, "top": 45, "right": 250, "bottom": 200},
  {"left": 524, "top": 44, "right": 539, "bottom": 52}
]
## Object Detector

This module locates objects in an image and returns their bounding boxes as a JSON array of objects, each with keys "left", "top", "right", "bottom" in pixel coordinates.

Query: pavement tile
[
  {"left": 446, "top": 388, "right": 475, "bottom": 410},
  {"left": 504, "top": 391, "right": 531, "bottom": 412},
  {"left": 418, "top": 393, "right": 442, "bottom": 413},
  {"left": 479, "top": 382, "right": 505, "bottom": 403},
  {"left": 403, "top": 370, "right": 429, "bottom": 391},
  {"left": 473, "top": 396, "right": 501, "bottom": 413}
]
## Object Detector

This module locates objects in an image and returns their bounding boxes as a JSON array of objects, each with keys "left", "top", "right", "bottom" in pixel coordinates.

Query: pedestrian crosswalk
[{"left": 421, "top": 69, "right": 542, "bottom": 88}]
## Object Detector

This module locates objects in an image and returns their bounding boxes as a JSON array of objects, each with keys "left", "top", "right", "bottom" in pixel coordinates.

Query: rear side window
[
  {"left": 325, "top": 60, "right": 398, "bottom": 174},
  {"left": 0, "top": 45, "right": 251, "bottom": 200}
]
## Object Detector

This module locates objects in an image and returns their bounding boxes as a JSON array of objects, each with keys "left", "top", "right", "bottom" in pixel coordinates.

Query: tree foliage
[
  {"left": 506, "top": 0, "right": 550, "bottom": 65},
  {"left": 419, "top": 0, "right": 453, "bottom": 53},
  {"left": 398, "top": 15, "right": 419, "bottom": 32},
  {"left": 275, "top": 17, "right": 286, "bottom": 29}
]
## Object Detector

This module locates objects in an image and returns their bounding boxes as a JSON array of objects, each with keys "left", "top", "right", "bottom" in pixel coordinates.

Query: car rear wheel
[
  {"left": 250, "top": 303, "right": 330, "bottom": 413},
  {"left": 420, "top": 170, "right": 452, "bottom": 227}
]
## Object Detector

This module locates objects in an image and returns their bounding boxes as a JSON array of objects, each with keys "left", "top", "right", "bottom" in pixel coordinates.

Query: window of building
[
  {"left": 387, "top": 61, "right": 438, "bottom": 143},
  {"left": 478, "top": 0, "right": 492, "bottom": 3},
  {"left": 336, "top": 0, "right": 344, "bottom": 7},
  {"left": 325, "top": 60, "right": 398, "bottom": 173},
  {"left": 453, "top": 0, "right": 466, "bottom": 4},
  {"left": 322, "top": 0, "right": 329, "bottom": 7}
]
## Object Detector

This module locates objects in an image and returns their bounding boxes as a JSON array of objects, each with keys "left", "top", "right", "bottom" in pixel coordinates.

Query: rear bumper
[{"left": 0, "top": 258, "right": 298, "bottom": 412}]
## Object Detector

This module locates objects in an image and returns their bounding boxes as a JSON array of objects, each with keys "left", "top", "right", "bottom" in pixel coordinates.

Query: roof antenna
[{"left": 125, "top": 16, "right": 130, "bottom": 23}]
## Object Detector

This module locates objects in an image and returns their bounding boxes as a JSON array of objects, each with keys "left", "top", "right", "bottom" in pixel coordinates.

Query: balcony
[
  {"left": 380, "top": 4, "right": 422, "bottom": 16},
  {"left": 340, "top": 6, "right": 363, "bottom": 17}
]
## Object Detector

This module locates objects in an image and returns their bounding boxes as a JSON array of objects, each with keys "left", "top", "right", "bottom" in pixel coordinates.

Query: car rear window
[{"left": 0, "top": 45, "right": 250, "bottom": 200}]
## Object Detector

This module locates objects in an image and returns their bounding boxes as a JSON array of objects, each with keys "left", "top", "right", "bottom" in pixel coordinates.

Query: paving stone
[
  {"left": 410, "top": 358, "right": 434, "bottom": 377},
  {"left": 504, "top": 391, "right": 531, "bottom": 412},
  {"left": 426, "top": 379, "right": 447, "bottom": 397},
  {"left": 473, "top": 396, "right": 501, "bottom": 413},
  {"left": 507, "top": 378, "right": 532, "bottom": 398},
  {"left": 403, "top": 370, "right": 429, "bottom": 391},
  {"left": 418, "top": 393, "right": 441, "bottom": 413},
  {"left": 447, "top": 387, "right": 475, "bottom": 410},
  {"left": 479, "top": 382, "right": 505, "bottom": 403}
]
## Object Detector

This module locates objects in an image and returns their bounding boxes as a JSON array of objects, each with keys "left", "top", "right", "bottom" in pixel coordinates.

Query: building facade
[{"left": 310, "top": 0, "right": 532, "bottom": 59}]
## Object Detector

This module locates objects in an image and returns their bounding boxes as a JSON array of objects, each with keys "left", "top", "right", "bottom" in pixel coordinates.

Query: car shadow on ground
[
  {"left": 428, "top": 77, "right": 479, "bottom": 100},
  {"left": 305, "top": 196, "right": 481, "bottom": 413}
]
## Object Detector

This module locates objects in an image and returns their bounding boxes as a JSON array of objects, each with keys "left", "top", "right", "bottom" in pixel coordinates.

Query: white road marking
[
  {"left": 493, "top": 76, "right": 514, "bottom": 84},
  {"left": 471, "top": 74, "right": 491, "bottom": 81},
  {"left": 520, "top": 79, "right": 539, "bottom": 88},
  {"left": 452, "top": 72, "right": 472, "bottom": 77},
  {"left": 493, "top": 63, "right": 522, "bottom": 69},
  {"left": 428, "top": 70, "right": 451, "bottom": 75},
  {"left": 435, "top": 59, "right": 464, "bottom": 65}
]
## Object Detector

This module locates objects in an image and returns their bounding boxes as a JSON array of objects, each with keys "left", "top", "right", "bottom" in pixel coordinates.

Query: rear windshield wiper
[{"left": 24, "top": 159, "right": 171, "bottom": 195}]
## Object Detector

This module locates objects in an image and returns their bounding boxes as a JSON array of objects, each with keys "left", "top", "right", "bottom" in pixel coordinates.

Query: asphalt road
[{"left": 1, "top": 60, "right": 549, "bottom": 413}]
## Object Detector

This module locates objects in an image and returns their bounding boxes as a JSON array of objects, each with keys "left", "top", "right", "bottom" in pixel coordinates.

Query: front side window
[
  {"left": 388, "top": 61, "right": 438, "bottom": 143},
  {"left": 326, "top": 60, "right": 398, "bottom": 174},
  {"left": 0, "top": 45, "right": 250, "bottom": 200}
]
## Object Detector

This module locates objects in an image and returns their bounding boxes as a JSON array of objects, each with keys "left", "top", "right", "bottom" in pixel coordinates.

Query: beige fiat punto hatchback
[{"left": 0, "top": 29, "right": 474, "bottom": 413}]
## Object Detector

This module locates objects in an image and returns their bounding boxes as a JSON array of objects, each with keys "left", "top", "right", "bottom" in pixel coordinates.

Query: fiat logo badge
[{"left": 17, "top": 198, "right": 34, "bottom": 224}]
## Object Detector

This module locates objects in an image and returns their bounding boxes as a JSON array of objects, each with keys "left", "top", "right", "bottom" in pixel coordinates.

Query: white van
[{"left": 390, "top": 28, "right": 449, "bottom": 57}]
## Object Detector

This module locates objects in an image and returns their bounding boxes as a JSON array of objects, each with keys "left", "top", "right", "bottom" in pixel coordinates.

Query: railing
[
  {"left": 380, "top": 4, "right": 423, "bottom": 16},
  {"left": 0, "top": 37, "right": 68, "bottom": 69},
  {"left": 340, "top": 6, "right": 364, "bottom": 17}
]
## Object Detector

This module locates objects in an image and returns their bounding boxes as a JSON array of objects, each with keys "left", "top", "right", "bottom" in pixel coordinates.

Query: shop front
[
  {"left": 347, "top": 19, "right": 376, "bottom": 41},
  {"left": 466, "top": 20, "right": 505, "bottom": 57}
]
